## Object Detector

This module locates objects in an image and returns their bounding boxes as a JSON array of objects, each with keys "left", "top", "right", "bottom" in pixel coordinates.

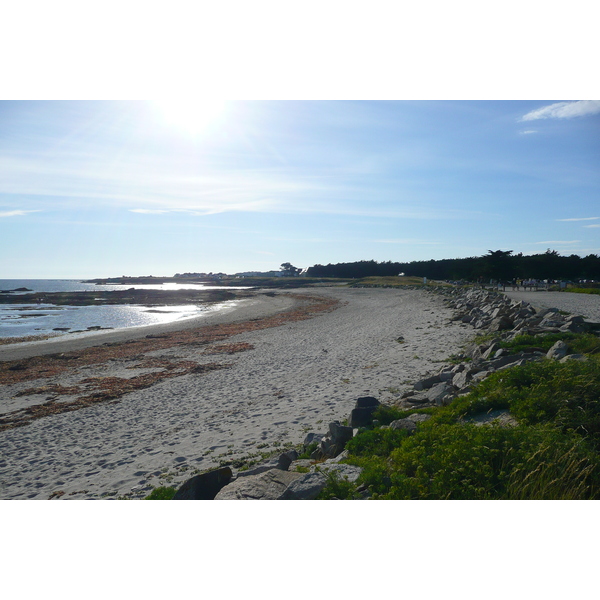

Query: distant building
[{"left": 234, "top": 271, "right": 283, "bottom": 278}]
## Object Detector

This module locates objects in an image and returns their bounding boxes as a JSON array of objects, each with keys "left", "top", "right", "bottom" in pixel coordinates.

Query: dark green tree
[{"left": 280, "top": 262, "right": 301, "bottom": 277}]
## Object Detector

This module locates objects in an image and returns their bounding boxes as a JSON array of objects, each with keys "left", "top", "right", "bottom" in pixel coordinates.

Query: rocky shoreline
[{"left": 170, "top": 286, "right": 600, "bottom": 500}]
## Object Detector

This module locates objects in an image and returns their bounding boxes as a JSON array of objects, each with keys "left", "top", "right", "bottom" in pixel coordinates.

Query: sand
[
  {"left": 0, "top": 287, "right": 474, "bottom": 500},
  {"left": 502, "top": 290, "right": 600, "bottom": 322}
]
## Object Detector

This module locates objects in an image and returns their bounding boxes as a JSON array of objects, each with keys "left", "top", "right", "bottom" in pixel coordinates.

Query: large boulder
[
  {"left": 311, "top": 421, "right": 354, "bottom": 460},
  {"left": 426, "top": 382, "right": 455, "bottom": 406},
  {"left": 235, "top": 450, "right": 298, "bottom": 479},
  {"left": 349, "top": 396, "right": 380, "bottom": 427},
  {"left": 413, "top": 374, "right": 442, "bottom": 391},
  {"left": 547, "top": 340, "right": 569, "bottom": 360},
  {"left": 488, "top": 315, "right": 513, "bottom": 332},
  {"left": 173, "top": 466, "right": 233, "bottom": 500},
  {"left": 282, "top": 463, "right": 364, "bottom": 500},
  {"left": 389, "top": 418, "right": 417, "bottom": 432},
  {"left": 214, "top": 469, "right": 303, "bottom": 500}
]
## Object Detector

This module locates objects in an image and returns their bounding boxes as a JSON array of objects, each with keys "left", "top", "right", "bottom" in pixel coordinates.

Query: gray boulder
[
  {"left": 559, "top": 354, "right": 587, "bottom": 363},
  {"left": 488, "top": 316, "right": 513, "bottom": 332},
  {"left": 390, "top": 418, "right": 417, "bottom": 432},
  {"left": 235, "top": 449, "right": 299, "bottom": 478},
  {"left": 407, "top": 413, "right": 431, "bottom": 423},
  {"left": 214, "top": 469, "right": 303, "bottom": 499},
  {"left": 426, "top": 382, "right": 454, "bottom": 406},
  {"left": 414, "top": 374, "right": 441, "bottom": 391},
  {"left": 547, "top": 340, "right": 569, "bottom": 360},
  {"left": 281, "top": 472, "right": 327, "bottom": 500},
  {"left": 282, "top": 463, "right": 363, "bottom": 500},
  {"left": 173, "top": 466, "right": 233, "bottom": 500},
  {"left": 349, "top": 396, "right": 380, "bottom": 427},
  {"left": 311, "top": 421, "right": 353, "bottom": 460}
]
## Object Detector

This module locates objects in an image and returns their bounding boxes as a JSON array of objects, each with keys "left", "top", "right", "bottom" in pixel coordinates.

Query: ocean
[{"left": 0, "top": 279, "right": 247, "bottom": 340}]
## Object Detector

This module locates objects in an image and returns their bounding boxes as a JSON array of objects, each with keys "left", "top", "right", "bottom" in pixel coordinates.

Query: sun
[{"left": 151, "top": 99, "right": 227, "bottom": 136}]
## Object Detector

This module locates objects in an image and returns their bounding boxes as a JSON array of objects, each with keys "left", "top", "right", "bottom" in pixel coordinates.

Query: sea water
[{"left": 0, "top": 279, "right": 248, "bottom": 339}]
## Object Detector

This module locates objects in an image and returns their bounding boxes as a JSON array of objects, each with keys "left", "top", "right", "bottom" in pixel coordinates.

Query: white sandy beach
[{"left": 0, "top": 287, "right": 477, "bottom": 499}]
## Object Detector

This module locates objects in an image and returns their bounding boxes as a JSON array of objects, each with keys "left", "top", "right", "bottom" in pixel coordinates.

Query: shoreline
[
  {"left": 0, "top": 291, "right": 301, "bottom": 362},
  {"left": 0, "top": 287, "right": 473, "bottom": 500}
]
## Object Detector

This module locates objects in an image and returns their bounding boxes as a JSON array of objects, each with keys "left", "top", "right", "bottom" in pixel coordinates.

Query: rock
[
  {"left": 311, "top": 421, "right": 354, "bottom": 460},
  {"left": 565, "top": 315, "right": 585, "bottom": 324},
  {"left": 173, "top": 466, "right": 233, "bottom": 500},
  {"left": 329, "top": 421, "right": 354, "bottom": 445},
  {"left": 438, "top": 370, "right": 455, "bottom": 382},
  {"left": 413, "top": 374, "right": 441, "bottom": 391},
  {"left": 281, "top": 472, "right": 327, "bottom": 499},
  {"left": 426, "top": 382, "right": 454, "bottom": 406},
  {"left": 214, "top": 469, "right": 303, "bottom": 499},
  {"left": 405, "top": 394, "right": 430, "bottom": 404},
  {"left": 487, "top": 353, "right": 529, "bottom": 370},
  {"left": 546, "top": 340, "right": 568, "bottom": 360},
  {"left": 407, "top": 413, "right": 431, "bottom": 423},
  {"left": 482, "top": 342, "right": 502, "bottom": 360},
  {"left": 349, "top": 407, "right": 375, "bottom": 427},
  {"left": 470, "top": 371, "right": 491, "bottom": 384},
  {"left": 236, "top": 449, "right": 298, "bottom": 478},
  {"left": 282, "top": 464, "right": 363, "bottom": 500},
  {"left": 349, "top": 396, "right": 380, "bottom": 427},
  {"left": 452, "top": 370, "right": 471, "bottom": 389},
  {"left": 464, "top": 343, "right": 483, "bottom": 361},
  {"left": 488, "top": 315, "right": 513, "bottom": 331},
  {"left": 277, "top": 449, "right": 298, "bottom": 470},
  {"left": 302, "top": 432, "right": 325, "bottom": 451},
  {"left": 560, "top": 322, "right": 588, "bottom": 333},
  {"left": 468, "top": 409, "right": 518, "bottom": 427},
  {"left": 389, "top": 418, "right": 417, "bottom": 432},
  {"left": 355, "top": 396, "right": 380, "bottom": 409},
  {"left": 559, "top": 354, "right": 587, "bottom": 363}
]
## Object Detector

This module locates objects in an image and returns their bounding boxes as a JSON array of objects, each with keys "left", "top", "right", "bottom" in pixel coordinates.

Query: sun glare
[{"left": 152, "top": 99, "right": 227, "bottom": 136}]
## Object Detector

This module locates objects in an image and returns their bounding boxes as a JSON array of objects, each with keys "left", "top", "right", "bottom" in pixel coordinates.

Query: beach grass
[{"left": 318, "top": 336, "right": 600, "bottom": 500}]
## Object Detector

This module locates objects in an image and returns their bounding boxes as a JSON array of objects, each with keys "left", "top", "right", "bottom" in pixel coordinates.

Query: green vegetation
[
  {"left": 498, "top": 332, "right": 600, "bottom": 356},
  {"left": 319, "top": 334, "right": 600, "bottom": 499},
  {"left": 306, "top": 250, "right": 600, "bottom": 281},
  {"left": 144, "top": 486, "right": 177, "bottom": 500},
  {"left": 568, "top": 287, "right": 600, "bottom": 296},
  {"left": 351, "top": 276, "right": 430, "bottom": 288}
]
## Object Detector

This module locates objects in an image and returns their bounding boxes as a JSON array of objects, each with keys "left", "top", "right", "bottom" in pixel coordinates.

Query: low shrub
[
  {"left": 348, "top": 423, "right": 600, "bottom": 499},
  {"left": 345, "top": 427, "right": 412, "bottom": 457},
  {"left": 144, "top": 486, "right": 177, "bottom": 500},
  {"left": 339, "top": 355, "right": 600, "bottom": 499}
]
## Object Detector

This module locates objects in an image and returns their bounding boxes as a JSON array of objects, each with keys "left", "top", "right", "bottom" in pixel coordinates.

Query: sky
[{"left": 1, "top": 99, "right": 599, "bottom": 278}]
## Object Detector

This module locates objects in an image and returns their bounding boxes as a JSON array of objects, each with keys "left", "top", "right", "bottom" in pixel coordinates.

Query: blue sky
[{"left": 1, "top": 100, "right": 599, "bottom": 278}]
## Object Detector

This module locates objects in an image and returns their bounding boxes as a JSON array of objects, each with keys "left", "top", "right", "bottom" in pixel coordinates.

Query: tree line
[{"left": 305, "top": 250, "right": 600, "bottom": 282}]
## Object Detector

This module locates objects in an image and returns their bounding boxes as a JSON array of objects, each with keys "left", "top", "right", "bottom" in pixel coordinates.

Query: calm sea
[{"left": 0, "top": 279, "right": 247, "bottom": 339}]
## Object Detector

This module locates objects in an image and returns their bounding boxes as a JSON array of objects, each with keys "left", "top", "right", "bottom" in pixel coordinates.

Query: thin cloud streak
[
  {"left": 0, "top": 210, "right": 40, "bottom": 218},
  {"left": 521, "top": 100, "right": 600, "bottom": 121},
  {"left": 375, "top": 239, "right": 442, "bottom": 245},
  {"left": 556, "top": 217, "right": 599, "bottom": 222},
  {"left": 533, "top": 240, "right": 581, "bottom": 245}
]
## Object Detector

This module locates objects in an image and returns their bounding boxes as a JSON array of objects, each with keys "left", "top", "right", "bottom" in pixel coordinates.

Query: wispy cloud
[
  {"left": 519, "top": 130, "right": 537, "bottom": 135},
  {"left": 0, "top": 210, "right": 39, "bottom": 218},
  {"left": 521, "top": 100, "right": 600, "bottom": 122},
  {"left": 375, "top": 239, "right": 442, "bottom": 245},
  {"left": 584, "top": 224, "right": 600, "bottom": 228},
  {"left": 534, "top": 240, "right": 581, "bottom": 245},
  {"left": 556, "top": 217, "right": 599, "bottom": 222}
]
